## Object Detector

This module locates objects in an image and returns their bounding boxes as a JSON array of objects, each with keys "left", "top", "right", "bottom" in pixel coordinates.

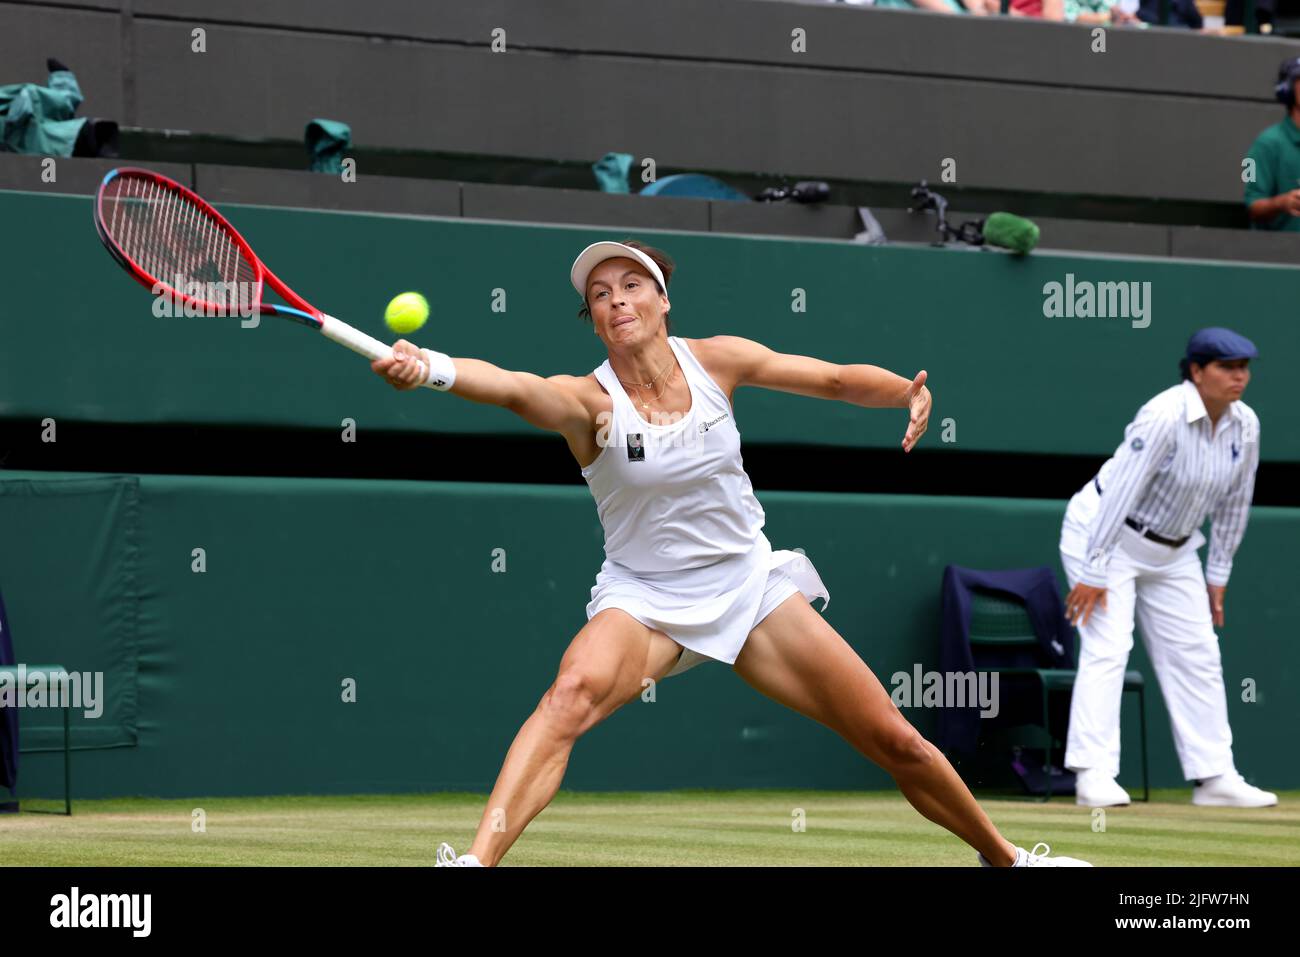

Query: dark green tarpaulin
[
  {"left": 306, "top": 118, "right": 351, "bottom": 174},
  {"left": 0, "top": 68, "right": 87, "bottom": 157},
  {"left": 0, "top": 476, "right": 139, "bottom": 752}
]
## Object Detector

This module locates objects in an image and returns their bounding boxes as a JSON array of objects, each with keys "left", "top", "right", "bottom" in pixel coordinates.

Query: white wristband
[{"left": 419, "top": 348, "right": 457, "bottom": 391}]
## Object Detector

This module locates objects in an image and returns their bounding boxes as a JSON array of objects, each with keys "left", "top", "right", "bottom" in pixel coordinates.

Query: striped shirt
[{"left": 1083, "top": 379, "right": 1260, "bottom": 589}]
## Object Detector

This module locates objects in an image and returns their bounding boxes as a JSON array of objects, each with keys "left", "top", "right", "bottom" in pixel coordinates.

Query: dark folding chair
[{"left": 968, "top": 588, "right": 1149, "bottom": 803}]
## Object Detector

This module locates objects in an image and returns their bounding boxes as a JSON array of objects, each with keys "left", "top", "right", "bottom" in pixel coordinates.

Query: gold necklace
[
  {"left": 631, "top": 361, "right": 676, "bottom": 412},
  {"left": 615, "top": 352, "right": 673, "bottom": 390}
]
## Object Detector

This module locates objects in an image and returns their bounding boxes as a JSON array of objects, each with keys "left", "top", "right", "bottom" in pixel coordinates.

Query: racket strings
[{"left": 101, "top": 175, "right": 259, "bottom": 314}]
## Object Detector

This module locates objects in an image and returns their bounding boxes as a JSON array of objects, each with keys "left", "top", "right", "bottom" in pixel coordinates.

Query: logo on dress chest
[
  {"left": 699, "top": 412, "right": 730, "bottom": 433},
  {"left": 619, "top": 407, "right": 730, "bottom": 464}
]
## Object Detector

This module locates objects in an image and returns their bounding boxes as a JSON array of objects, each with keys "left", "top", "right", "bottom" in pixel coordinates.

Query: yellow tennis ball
[{"left": 384, "top": 292, "right": 429, "bottom": 334}]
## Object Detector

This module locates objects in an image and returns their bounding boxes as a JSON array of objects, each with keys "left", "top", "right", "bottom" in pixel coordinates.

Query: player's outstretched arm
[
  {"left": 702, "top": 335, "right": 932, "bottom": 453},
  {"left": 371, "top": 339, "right": 590, "bottom": 435}
]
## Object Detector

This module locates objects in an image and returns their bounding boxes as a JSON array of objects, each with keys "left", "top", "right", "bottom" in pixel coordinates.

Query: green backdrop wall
[
  {"left": 2, "top": 471, "right": 1295, "bottom": 800},
  {"left": 1, "top": 189, "right": 1298, "bottom": 460}
]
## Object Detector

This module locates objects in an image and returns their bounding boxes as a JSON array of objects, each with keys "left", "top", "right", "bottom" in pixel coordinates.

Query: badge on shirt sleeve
[
  {"left": 626, "top": 433, "right": 645, "bottom": 462},
  {"left": 1130, "top": 437, "right": 1145, "bottom": 451}
]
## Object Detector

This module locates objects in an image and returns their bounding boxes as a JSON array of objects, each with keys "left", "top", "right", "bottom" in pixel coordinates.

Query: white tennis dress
[{"left": 581, "top": 335, "right": 830, "bottom": 678}]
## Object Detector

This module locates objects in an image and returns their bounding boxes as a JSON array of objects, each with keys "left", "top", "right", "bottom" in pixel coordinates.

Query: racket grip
[
  {"left": 319, "top": 313, "right": 448, "bottom": 390},
  {"left": 318, "top": 314, "right": 392, "bottom": 361}
]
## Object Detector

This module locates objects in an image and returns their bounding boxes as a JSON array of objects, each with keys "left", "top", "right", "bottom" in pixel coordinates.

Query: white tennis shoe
[
  {"left": 978, "top": 842, "right": 1093, "bottom": 867},
  {"left": 1192, "top": 770, "right": 1278, "bottom": 808},
  {"left": 1074, "top": 769, "right": 1132, "bottom": 807},
  {"left": 435, "top": 842, "right": 484, "bottom": 867}
]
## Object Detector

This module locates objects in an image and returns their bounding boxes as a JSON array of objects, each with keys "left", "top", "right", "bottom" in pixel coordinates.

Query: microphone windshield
[{"left": 983, "top": 212, "right": 1039, "bottom": 255}]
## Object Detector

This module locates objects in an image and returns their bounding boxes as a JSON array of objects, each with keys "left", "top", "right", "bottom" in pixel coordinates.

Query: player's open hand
[
  {"left": 1066, "top": 582, "right": 1107, "bottom": 627},
  {"left": 902, "top": 370, "right": 930, "bottom": 453},
  {"left": 371, "top": 339, "right": 427, "bottom": 391}
]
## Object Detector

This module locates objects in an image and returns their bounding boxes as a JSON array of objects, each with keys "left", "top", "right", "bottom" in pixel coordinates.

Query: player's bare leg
[
  {"left": 733, "top": 594, "right": 1019, "bottom": 867},
  {"left": 464, "top": 610, "right": 683, "bottom": 866}
]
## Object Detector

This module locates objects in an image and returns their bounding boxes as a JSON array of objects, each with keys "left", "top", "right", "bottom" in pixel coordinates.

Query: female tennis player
[{"left": 373, "top": 239, "right": 1091, "bottom": 868}]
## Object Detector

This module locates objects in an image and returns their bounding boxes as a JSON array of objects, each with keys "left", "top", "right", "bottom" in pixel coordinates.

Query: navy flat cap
[{"left": 1186, "top": 327, "right": 1259, "bottom": 362}]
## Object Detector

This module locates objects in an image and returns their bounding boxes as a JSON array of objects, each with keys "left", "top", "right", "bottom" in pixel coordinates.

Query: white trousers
[{"left": 1059, "top": 481, "right": 1235, "bottom": 782}]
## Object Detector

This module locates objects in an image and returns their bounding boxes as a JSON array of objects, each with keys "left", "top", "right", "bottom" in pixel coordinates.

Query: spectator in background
[
  {"left": 1009, "top": 0, "right": 1066, "bottom": 17},
  {"left": 841, "top": 0, "right": 1000, "bottom": 13},
  {"left": 1068, "top": 0, "right": 1140, "bottom": 22},
  {"left": 1244, "top": 57, "right": 1300, "bottom": 232},
  {"left": 1226, "top": 0, "right": 1275, "bottom": 31},
  {"left": 1136, "top": 0, "right": 1203, "bottom": 27},
  {"left": 1029, "top": 0, "right": 1141, "bottom": 21}
]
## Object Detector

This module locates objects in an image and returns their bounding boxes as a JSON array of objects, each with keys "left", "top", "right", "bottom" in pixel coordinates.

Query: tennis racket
[{"left": 92, "top": 166, "right": 446, "bottom": 387}]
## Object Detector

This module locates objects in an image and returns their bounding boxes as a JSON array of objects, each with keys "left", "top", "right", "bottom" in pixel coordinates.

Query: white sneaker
[
  {"left": 435, "top": 842, "right": 485, "bottom": 867},
  {"left": 1074, "top": 769, "right": 1131, "bottom": 807},
  {"left": 979, "top": 842, "right": 1093, "bottom": 867},
  {"left": 1192, "top": 770, "right": 1278, "bottom": 808}
]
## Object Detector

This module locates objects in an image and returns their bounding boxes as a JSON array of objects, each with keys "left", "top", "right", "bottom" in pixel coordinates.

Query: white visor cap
[{"left": 570, "top": 241, "right": 667, "bottom": 303}]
